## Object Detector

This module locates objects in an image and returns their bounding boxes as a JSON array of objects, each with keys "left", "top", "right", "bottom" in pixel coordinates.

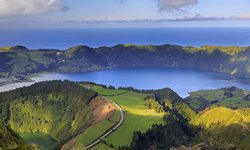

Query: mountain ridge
[{"left": 1, "top": 44, "right": 250, "bottom": 82}]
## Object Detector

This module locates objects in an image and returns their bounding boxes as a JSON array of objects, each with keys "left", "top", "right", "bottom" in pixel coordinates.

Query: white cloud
[
  {"left": 156, "top": 0, "right": 198, "bottom": 11},
  {"left": 0, "top": 0, "right": 68, "bottom": 17}
]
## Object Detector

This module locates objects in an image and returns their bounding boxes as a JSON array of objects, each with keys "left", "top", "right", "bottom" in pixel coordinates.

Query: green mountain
[
  {"left": 123, "top": 87, "right": 250, "bottom": 150},
  {"left": 0, "top": 80, "right": 97, "bottom": 149},
  {"left": 1, "top": 44, "right": 250, "bottom": 79},
  {"left": 193, "top": 107, "right": 250, "bottom": 150}
]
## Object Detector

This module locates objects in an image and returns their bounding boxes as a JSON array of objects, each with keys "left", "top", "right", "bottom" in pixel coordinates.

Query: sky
[{"left": 1, "top": 0, "right": 250, "bottom": 28}]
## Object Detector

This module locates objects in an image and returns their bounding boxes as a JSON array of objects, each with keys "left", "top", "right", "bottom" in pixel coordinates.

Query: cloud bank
[
  {"left": 156, "top": 0, "right": 199, "bottom": 11},
  {"left": 0, "top": 0, "right": 67, "bottom": 17}
]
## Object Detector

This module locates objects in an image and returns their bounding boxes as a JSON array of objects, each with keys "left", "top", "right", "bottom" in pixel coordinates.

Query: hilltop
[
  {"left": 1, "top": 44, "right": 250, "bottom": 80},
  {"left": 193, "top": 107, "right": 250, "bottom": 149}
]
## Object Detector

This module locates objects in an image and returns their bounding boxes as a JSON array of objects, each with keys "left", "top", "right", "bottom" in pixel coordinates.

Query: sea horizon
[{"left": 1, "top": 27, "right": 250, "bottom": 49}]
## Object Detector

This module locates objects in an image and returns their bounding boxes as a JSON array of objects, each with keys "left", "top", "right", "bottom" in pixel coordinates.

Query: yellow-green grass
[
  {"left": 89, "top": 143, "right": 115, "bottom": 150},
  {"left": 184, "top": 45, "right": 246, "bottom": 55},
  {"left": 188, "top": 89, "right": 250, "bottom": 110},
  {"left": 187, "top": 99, "right": 204, "bottom": 110},
  {"left": 92, "top": 86, "right": 165, "bottom": 148},
  {"left": 193, "top": 107, "right": 250, "bottom": 149},
  {"left": 217, "top": 97, "right": 250, "bottom": 108},
  {"left": 91, "top": 85, "right": 128, "bottom": 96},
  {"left": 189, "top": 90, "right": 224, "bottom": 102},
  {"left": 76, "top": 120, "right": 113, "bottom": 145},
  {"left": 110, "top": 111, "right": 121, "bottom": 123},
  {"left": 194, "top": 107, "right": 250, "bottom": 128},
  {"left": 75, "top": 113, "right": 119, "bottom": 146}
]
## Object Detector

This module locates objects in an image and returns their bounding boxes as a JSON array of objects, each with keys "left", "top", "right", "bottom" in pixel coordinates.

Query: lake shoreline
[{"left": 1, "top": 67, "right": 250, "bottom": 98}]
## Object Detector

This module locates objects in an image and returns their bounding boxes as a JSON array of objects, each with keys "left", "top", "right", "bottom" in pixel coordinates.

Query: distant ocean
[{"left": 1, "top": 27, "right": 250, "bottom": 49}]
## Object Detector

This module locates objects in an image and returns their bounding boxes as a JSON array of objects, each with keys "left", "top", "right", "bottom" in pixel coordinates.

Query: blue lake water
[
  {"left": 1, "top": 68, "right": 250, "bottom": 97},
  {"left": 1, "top": 28, "right": 250, "bottom": 49}
]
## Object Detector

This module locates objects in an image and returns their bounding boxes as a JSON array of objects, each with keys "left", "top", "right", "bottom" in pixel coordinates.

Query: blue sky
[{"left": 1, "top": 0, "right": 250, "bottom": 28}]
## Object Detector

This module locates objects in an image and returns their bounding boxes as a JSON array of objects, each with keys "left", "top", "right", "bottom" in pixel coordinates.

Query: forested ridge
[{"left": 1, "top": 44, "right": 250, "bottom": 79}]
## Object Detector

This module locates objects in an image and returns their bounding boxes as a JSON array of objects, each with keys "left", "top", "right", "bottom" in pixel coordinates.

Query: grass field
[
  {"left": 188, "top": 89, "right": 225, "bottom": 102},
  {"left": 186, "top": 88, "right": 250, "bottom": 111},
  {"left": 75, "top": 116, "right": 119, "bottom": 146},
  {"left": 92, "top": 86, "right": 165, "bottom": 148},
  {"left": 89, "top": 143, "right": 116, "bottom": 150}
]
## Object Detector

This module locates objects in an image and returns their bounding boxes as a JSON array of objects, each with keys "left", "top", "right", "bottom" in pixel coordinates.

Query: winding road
[{"left": 85, "top": 100, "right": 124, "bottom": 149}]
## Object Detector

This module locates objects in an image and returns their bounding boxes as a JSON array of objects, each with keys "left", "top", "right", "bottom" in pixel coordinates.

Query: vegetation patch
[
  {"left": 20, "top": 132, "right": 56, "bottom": 149},
  {"left": 90, "top": 85, "right": 165, "bottom": 148},
  {"left": 0, "top": 80, "right": 97, "bottom": 149},
  {"left": 185, "top": 86, "right": 250, "bottom": 111}
]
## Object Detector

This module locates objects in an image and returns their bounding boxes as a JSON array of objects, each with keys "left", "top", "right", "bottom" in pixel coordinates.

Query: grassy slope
[
  {"left": 89, "top": 143, "right": 116, "bottom": 150},
  {"left": 186, "top": 88, "right": 250, "bottom": 111},
  {"left": 75, "top": 112, "right": 120, "bottom": 146},
  {"left": 92, "top": 86, "right": 165, "bottom": 148},
  {"left": 193, "top": 107, "right": 250, "bottom": 149}
]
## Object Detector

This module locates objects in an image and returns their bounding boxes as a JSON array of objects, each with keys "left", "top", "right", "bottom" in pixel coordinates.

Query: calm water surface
[
  {"left": 1, "top": 68, "right": 250, "bottom": 97},
  {"left": 1, "top": 28, "right": 250, "bottom": 49}
]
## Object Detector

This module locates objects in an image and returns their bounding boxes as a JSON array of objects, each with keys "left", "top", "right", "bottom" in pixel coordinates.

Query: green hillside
[
  {"left": 1, "top": 44, "right": 250, "bottom": 80},
  {"left": 91, "top": 85, "right": 165, "bottom": 148},
  {"left": 185, "top": 86, "right": 250, "bottom": 111},
  {"left": 152, "top": 88, "right": 197, "bottom": 120},
  {"left": 193, "top": 107, "right": 250, "bottom": 150},
  {"left": 0, "top": 80, "right": 97, "bottom": 149}
]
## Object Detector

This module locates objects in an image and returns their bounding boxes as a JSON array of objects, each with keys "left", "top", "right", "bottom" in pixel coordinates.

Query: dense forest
[
  {"left": 0, "top": 80, "right": 98, "bottom": 149},
  {"left": 1, "top": 44, "right": 250, "bottom": 79}
]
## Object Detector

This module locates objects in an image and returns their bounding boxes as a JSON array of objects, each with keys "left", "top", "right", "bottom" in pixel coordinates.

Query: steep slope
[
  {"left": 123, "top": 88, "right": 198, "bottom": 150},
  {"left": 0, "top": 118, "right": 35, "bottom": 150},
  {"left": 151, "top": 88, "right": 197, "bottom": 120},
  {"left": 0, "top": 80, "right": 97, "bottom": 148}
]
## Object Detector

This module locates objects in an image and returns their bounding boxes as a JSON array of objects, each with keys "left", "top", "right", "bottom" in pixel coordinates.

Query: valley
[
  {"left": 1, "top": 44, "right": 250, "bottom": 150},
  {"left": 2, "top": 0, "right": 250, "bottom": 149},
  {"left": 1, "top": 80, "right": 250, "bottom": 149}
]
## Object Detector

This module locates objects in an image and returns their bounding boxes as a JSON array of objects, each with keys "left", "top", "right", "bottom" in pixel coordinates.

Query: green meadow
[
  {"left": 75, "top": 113, "right": 120, "bottom": 147},
  {"left": 91, "top": 85, "right": 165, "bottom": 148}
]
